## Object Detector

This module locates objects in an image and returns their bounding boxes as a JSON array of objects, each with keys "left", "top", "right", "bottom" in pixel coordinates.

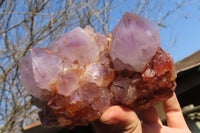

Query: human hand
[{"left": 92, "top": 93, "right": 191, "bottom": 133}]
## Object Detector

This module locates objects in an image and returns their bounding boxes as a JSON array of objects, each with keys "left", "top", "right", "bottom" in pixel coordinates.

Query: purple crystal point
[{"left": 109, "top": 12, "right": 161, "bottom": 72}]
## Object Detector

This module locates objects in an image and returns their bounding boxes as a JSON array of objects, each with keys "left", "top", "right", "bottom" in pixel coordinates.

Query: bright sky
[
  {"left": 161, "top": 3, "right": 200, "bottom": 62},
  {"left": 110, "top": 1, "right": 200, "bottom": 63}
]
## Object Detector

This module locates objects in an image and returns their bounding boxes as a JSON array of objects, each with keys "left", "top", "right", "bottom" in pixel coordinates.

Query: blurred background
[{"left": 0, "top": 0, "right": 200, "bottom": 133}]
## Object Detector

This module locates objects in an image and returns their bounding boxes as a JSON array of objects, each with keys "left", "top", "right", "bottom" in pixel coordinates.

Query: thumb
[{"left": 98, "top": 105, "right": 142, "bottom": 133}]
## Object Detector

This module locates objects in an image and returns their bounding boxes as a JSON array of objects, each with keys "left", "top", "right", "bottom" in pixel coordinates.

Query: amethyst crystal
[
  {"left": 19, "top": 12, "right": 176, "bottom": 128},
  {"left": 110, "top": 12, "right": 160, "bottom": 72}
]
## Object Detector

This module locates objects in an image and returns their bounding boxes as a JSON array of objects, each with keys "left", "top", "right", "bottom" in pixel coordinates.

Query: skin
[{"left": 92, "top": 93, "right": 191, "bottom": 133}]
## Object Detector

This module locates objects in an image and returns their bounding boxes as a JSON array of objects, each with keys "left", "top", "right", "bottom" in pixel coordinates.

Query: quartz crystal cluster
[{"left": 19, "top": 12, "right": 176, "bottom": 128}]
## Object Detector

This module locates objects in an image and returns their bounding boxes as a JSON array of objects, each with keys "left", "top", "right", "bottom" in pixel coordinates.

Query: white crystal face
[
  {"left": 19, "top": 54, "right": 42, "bottom": 99},
  {"left": 31, "top": 48, "right": 62, "bottom": 91}
]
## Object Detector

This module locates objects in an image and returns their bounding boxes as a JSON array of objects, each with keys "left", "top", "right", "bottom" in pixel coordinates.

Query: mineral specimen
[{"left": 19, "top": 12, "right": 176, "bottom": 128}]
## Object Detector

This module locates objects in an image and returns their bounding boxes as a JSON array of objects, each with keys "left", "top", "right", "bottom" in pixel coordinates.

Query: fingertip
[
  {"left": 92, "top": 106, "right": 132, "bottom": 133},
  {"left": 100, "top": 105, "right": 139, "bottom": 125},
  {"left": 163, "top": 93, "right": 188, "bottom": 129},
  {"left": 139, "top": 106, "right": 161, "bottom": 124},
  {"left": 100, "top": 105, "right": 122, "bottom": 125},
  {"left": 98, "top": 105, "right": 142, "bottom": 133}
]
